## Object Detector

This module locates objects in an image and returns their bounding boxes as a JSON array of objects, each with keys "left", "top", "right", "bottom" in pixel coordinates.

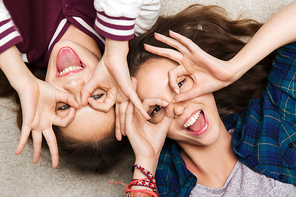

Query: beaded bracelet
[
  {"left": 132, "top": 164, "right": 157, "bottom": 192},
  {"left": 128, "top": 178, "right": 155, "bottom": 191},
  {"left": 109, "top": 164, "right": 159, "bottom": 197},
  {"left": 125, "top": 188, "right": 158, "bottom": 197}
]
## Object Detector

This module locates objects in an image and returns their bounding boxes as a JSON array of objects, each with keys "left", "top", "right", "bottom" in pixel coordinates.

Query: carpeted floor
[{"left": 0, "top": 0, "right": 294, "bottom": 196}]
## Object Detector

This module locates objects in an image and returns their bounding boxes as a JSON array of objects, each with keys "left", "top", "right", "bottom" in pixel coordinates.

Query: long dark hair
[
  {"left": 128, "top": 4, "right": 274, "bottom": 117},
  {"left": 0, "top": 63, "right": 128, "bottom": 173}
]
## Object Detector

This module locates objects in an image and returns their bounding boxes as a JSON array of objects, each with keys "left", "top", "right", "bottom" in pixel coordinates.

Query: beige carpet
[{"left": 0, "top": 0, "right": 294, "bottom": 196}]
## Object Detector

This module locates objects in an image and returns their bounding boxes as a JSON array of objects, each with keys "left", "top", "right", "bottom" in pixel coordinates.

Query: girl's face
[
  {"left": 135, "top": 58, "right": 222, "bottom": 146},
  {"left": 45, "top": 40, "right": 115, "bottom": 141}
]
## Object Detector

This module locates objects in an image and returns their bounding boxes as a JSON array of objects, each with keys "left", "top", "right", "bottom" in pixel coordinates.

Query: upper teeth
[
  {"left": 59, "top": 66, "right": 83, "bottom": 76},
  {"left": 184, "top": 111, "right": 201, "bottom": 128}
]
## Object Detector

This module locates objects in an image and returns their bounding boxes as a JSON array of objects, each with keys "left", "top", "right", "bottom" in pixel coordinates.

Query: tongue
[
  {"left": 57, "top": 47, "right": 81, "bottom": 72},
  {"left": 188, "top": 112, "right": 205, "bottom": 133}
]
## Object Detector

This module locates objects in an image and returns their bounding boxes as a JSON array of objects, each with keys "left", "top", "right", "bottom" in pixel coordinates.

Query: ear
[{"left": 131, "top": 77, "right": 138, "bottom": 91}]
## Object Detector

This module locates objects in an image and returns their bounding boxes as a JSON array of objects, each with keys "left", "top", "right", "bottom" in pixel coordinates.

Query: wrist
[
  {"left": 11, "top": 71, "right": 37, "bottom": 93},
  {"left": 130, "top": 163, "right": 158, "bottom": 196},
  {"left": 104, "top": 38, "right": 129, "bottom": 58},
  {"left": 0, "top": 46, "right": 37, "bottom": 91},
  {"left": 228, "top": 56, "right": 252, "bottom": 83},
  {"left": 133, "top": 158, "right": 158, "bottom": 180}
]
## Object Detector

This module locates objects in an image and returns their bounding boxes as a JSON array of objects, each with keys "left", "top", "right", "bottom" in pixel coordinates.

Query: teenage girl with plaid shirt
[{"left": 122, "top": 1, "right": 296, "bottom": 196}]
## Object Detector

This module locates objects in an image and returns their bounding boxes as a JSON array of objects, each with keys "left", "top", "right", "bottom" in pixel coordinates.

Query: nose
[
  {"left": 63, "top": 78, "right": 85, "bottom": 105},
  {"left": 173, "top": 102, "right": 187, "bottom": 118}
]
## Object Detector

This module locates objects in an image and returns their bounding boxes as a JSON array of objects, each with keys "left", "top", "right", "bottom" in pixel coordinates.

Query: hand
[
  {"left": 125, "top": 97, "right": 174, "bottom": 173},
  {"left": 81, "top": 39, "right": 150, "bottom": 140},
  {"left": 114, "top": 77, "right": 139, "bottom": 141},
  {"left": 145, "top": 31, "right": 237, "bottom": 102},
  {"left": 15, "top": 78, "right": 80, "bottom": 168}
]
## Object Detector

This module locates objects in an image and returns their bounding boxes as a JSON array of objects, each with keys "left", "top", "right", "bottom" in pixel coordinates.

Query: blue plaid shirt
[
  {"left": 155, "top": 42, "right": 296, "bottom": 196},
  {"left": 225, "top": 42, "right": 296, "bottom": 184},
  {"left": 155, "top": 139, "right": 196, "bottom": 197}
]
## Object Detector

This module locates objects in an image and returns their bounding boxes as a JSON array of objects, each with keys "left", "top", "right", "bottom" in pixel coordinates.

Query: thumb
[
  {"left": 169, "top": 65, "right": 188, "bottom": 95},
  {"left": 53, "top": 107, "right": 76, "bottom": 127},
  {"left": 157, "top": 103, "right": 174, "bottom": 131}
]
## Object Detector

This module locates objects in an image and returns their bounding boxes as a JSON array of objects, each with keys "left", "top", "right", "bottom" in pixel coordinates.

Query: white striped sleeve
[
  {"left": 0, "top": 1, "right": 23, "bottom": 54},
  {"left": 94, "top": 11, "right": 136, "bottom": 41},
  {"left": 93, "top": 0, "right": 160, "bottom": 41}
]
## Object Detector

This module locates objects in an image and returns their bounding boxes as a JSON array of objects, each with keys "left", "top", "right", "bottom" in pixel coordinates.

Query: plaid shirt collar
[{"left": 156, "top": 140, "right": 197, "bottom": 197}]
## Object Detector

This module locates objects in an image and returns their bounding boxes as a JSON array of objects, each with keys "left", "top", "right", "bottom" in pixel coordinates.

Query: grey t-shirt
[{"left": 190, "top": 161, "right": 296, "bottom": 197}]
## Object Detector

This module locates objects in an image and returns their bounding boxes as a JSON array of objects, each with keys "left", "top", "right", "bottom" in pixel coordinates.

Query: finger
[
  {"left": 43, "top": 128, "right": 59, "bottom": 168},
  {"left": 53, "top": 107, "right": 76, "bottom": 127},
  {"left": 126, "top": 89, "right": 150, "bottom": 120},
  {"left": 142, "top": 97, "right": 169, "bottom": 112},
  {"left": 115, "top": 103, "right": 122, "bottom": 141},
  {"left": 165, "top": 102, "right": 175, "bottom": 119},
  {"left": 125, "top": 102, "right": 135, "bottom": 136},
  {"left": 88, "top": 97, "right": 115, "bottom": 112},
  {"left": 154, "top": 32, "right": 191, "bottom": 55},
  {"left": 57, "top": 91, "right": 80, "bottom": 109},
  {"left": 32, "top": 130, "right": 42, "bottom": 164},
  {"left": 110, "top": 70, "right": 150, "bottom": 120},
  {"left": 168, "top": 65, "right": 187, "bottom": 95},
  {"left": 81, "top": 80, "right": 98, "bottom": 106},
  {"left": 158, "top": 103, "right": 174, "bottom": 131},
  {"left": 131, "top": 77, "right": 152, "bottom": 121},
  {"left": 144, "top": 44, "right": 183, "bottom": 64},
  {"left": 125, "top": 102, "right": 151, "bottom": 154},
  {"left": 174, "top": 87, "right": 201, "bottom": 102},
  {"left": 169, "top": 30, "right": 197, "bottom": 53},
  {"left": 119, "top": 101, "right": 129, "bottom": 136},
  {"left": 15, "top": 125, "right": 31, "bottom": 155}
]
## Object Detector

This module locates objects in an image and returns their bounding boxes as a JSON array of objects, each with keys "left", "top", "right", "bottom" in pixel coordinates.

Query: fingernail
[{"left": 174, "top": 88, "right": 180, "bottom": 94}]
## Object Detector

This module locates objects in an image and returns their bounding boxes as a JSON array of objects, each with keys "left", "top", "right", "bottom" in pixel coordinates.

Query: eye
[
  {"left": 150, "top": 105, "right": 163, "bottom": 117},
  {"left": 58, "top": 104, "right": 71, "bottom": 111},
  {"left": 178, "top": 78, "right": 186, "bottom": 88},
  {"left": 91, "top": 94, "right": 104, "bottom": 100}
]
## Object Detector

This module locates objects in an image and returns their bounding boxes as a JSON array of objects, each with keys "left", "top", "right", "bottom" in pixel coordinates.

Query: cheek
[
  {"left": 167, "top": 120, "right": 181, "bottom": 140},
  {"left": 45, "top": 60, "right": 56, "bottom": 82}
]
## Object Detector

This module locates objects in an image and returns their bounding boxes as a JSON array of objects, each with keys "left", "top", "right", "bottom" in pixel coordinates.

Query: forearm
[
  {"left": 229, "top": 1, "right": 296, "bottom": 80},
  {"left": 0, "top": 46, "right": 36, "bottom": 91}
]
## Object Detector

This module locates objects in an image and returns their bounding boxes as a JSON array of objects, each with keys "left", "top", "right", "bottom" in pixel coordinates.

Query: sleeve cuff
[
  {"left": 0, "top": 19, "right": 23, "bottom": 54},
  {"left": 94, "top": 12, "right": 136, "bottom": 41}
]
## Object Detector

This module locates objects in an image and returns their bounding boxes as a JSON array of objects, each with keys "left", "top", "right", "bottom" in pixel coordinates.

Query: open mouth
[
  {"left": 183, "top": 110, "right": 207, "bottom": 135},
  {"left": 56, "top": 47, "right": 86, "bottom": 77}
]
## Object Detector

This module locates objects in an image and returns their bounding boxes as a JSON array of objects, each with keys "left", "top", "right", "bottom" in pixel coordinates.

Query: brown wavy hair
[
  {"left": 0, "top": 63, "right": 128, "bottom": 173},
  {"left": 128, "top": 4, "right": 274, "bottom": 117}
]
